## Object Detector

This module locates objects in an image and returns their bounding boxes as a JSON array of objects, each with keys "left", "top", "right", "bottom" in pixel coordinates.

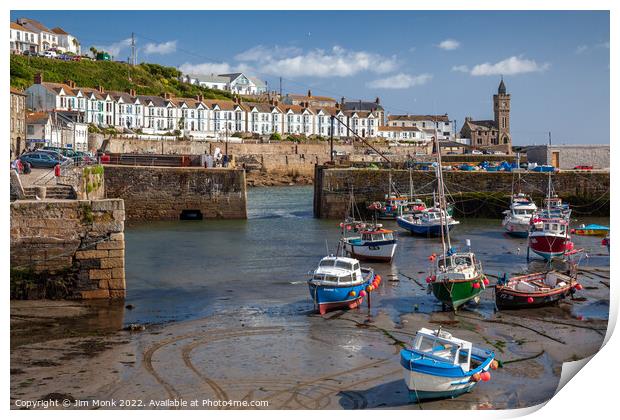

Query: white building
[
  {"left": 10, "top": 22, "right": 39, "bottom": 54},
  {"left": 377, "top": 126, "right": 429, "bottom": 144},
  {"left": 344, "top": 110, "right": 378, "bottom": 138},
  {"left": 16, "top": 18, "right": 59, "bottom": 52},
  {"left": 184, "top": 72, "right": 267, "bottom": 95},
  {"left": 246, "top": 102, "right": 283, "bottom": 135},
  {"left": 26, "top": 112, "right": 59, "bottom": 148},
  {"left": 51, "top": 27, "right": 81, "bottom": 55},
  {"left": 387, "top": 114, "right": 453, "bottom": 141}
]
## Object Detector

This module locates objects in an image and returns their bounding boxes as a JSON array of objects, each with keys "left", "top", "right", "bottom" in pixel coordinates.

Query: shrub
[{"left": 269, "top": 132, "right": 282, "bottom": 141}]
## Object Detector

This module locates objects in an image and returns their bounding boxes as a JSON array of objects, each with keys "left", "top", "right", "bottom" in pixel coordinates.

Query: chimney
[
  {"left": 34, "top": 72, "right": 43, "bottom": 84},
  {"left": 162, "top": 92, "right": 171, "bottom": 100},
  {"left": 307, "top": 89, "right": 312, "bottom": 98},
  {"left": 128, "top": 88, "right": 136, "bottom": 97},
  {"left": 375, "top": 97, "right": 380, "bottom": 105},
  {"left": 64, "top": 80, "right": 76, "bottom": 89},
  {"left": 341, "top": 96, "right": 345, "bottom": 105},
  {"left": 196, "top": 94, "right": 204, "bottom": 102},
  {"left": 233, "top": 96, "right": 239, "bottom": 104},
  {"left": 97, "top": 85, "right": 105, "bottom": 93},
  {"left": 335, "top": 103, "right": 340, "bottom": 110}
]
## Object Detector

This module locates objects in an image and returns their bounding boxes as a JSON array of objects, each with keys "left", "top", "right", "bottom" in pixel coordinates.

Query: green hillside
[{"left": 10, "top": 55, "right": 234, "bottom": 100}]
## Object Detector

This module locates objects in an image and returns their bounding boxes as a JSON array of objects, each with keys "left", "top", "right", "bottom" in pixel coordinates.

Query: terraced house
[{"left": 23, "top": 73, "right": 389, "bottom": 141}]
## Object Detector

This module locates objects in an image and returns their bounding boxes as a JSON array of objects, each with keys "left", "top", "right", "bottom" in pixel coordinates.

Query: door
[{"left": 551, "top": 151, "right": 560, "bottom": 168}]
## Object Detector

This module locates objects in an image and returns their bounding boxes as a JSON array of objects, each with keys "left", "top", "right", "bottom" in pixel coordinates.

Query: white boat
[
  {"left": 308, "top": 256, "right": 377, "bottom": 315},
  {"left": 502, "top": 193, "right": 537, "bottom": 237},
  {"left": 340, "top": 223, "right": 397, "bottom": 262},
  {"left": 400, "top": 327, "right": 496, "bottom": 402},
  {"left": 397, "top": 207, "right": 459, "bottom": 236}
]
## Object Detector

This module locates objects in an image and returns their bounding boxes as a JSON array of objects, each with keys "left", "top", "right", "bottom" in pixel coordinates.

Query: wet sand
[{"left": 10, "top": 293, "right": 607, "bottom": 410}]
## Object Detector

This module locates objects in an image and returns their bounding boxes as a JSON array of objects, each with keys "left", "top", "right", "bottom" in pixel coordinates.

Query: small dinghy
[
  {"left": 400, "top": 327, "right": 497, "bottom": 402},
  {"left": 495, "top": 270, "right": 582, "bottom": 309},
  {"left": 308, "top": 256, "right": 378, "bottom": 315},
  {"left": 571, "top": 224, "right": 609, "bottom": 236}
]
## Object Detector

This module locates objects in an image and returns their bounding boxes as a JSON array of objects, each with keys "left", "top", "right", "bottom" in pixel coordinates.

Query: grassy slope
[{"left": 10, "top": 55, "right": 234, "bottom": 100}]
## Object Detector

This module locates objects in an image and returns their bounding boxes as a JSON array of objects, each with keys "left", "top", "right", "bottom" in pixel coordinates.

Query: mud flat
[{"left": 10, "top": 300, "right": 606, "bottom": 410}]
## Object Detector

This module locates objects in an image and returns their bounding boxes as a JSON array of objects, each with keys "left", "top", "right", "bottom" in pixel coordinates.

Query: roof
[
  {"left": 137, "top": 95, "right": 167, "bottom": 107},
  {"left": 378, "top": 125, "right": 421, "bottom": 132},
  {"left": 106, "top": 91, "right": 137, "bottom": 103},
  {"left": 17, "top": 18, "right": 52, "bottom": 33},
  {"left": 344, "top": 110, "right": 375, "bottom": 118},
  {"left": 39, "top": 82, "right": 77, "bottom": 96},
  {"left": 246, "top": 102, "right": 280, "bottom": 113},
  {"left": 11, "top": 22, "right": 29, "bottom": 31},
  {"left": 279, "top": 103, "right": 314, "bottom": 114},
  {"left": 286, "top": 93, "right": 335, "bottom": 102},
  {"left": 26, "top": 112, "right": 51, "bottom": 125},
  {"left": 10, "top": 87, "right": 27, "bottom": 96},
  {"left": 465, "top": 119, "right": 498, "bottom": 131},
  {"left": 388, "top": 114, "right": 450, "bottom": 122},
  {"left": 206, "top": 99, "right": 242, "bottom": 111},
  {"left": 311, "top": 106, "right": 343, "bottom": 116},
  {"left": 342, "top": 100, "right": 384, "bottom": 112},
  {"left": 51, "top": 27, "right": 69, "bottom": 35},
  {"left": 79, "top": 87, "right": 105, "bottom": 100},
  {"left": 195, "top": 74, "right": 230, "bottom": 84}
]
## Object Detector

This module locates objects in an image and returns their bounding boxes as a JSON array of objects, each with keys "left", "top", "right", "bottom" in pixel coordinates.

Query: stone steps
[{"left": 22, "top": 185, "right": 76, "bottom": 200}]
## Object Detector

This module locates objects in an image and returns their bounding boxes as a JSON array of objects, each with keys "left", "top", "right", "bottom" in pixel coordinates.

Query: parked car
[
  {"left": 42, "top": 50, "right": 57, "bottom": 58},
  {"left": 471, "top": 150, "right": 483, "bottom": 155},
  {"left": 574, "top": 165, "right": 593, "bottom": 171},
  {"left": 19, "top": 152, "right": 65, "bottom": 168},
  {"left": 57, "top": 54, "right": 72, "bottom": 61},
  {"left": 37, "top": 149, "right": 72, "bottom": 163},
  {"left": 22, "top": 50, "right": 37, "bottom": 56},
  {"left": 71, "top": 55, "right": 82, "bottom": 61}
]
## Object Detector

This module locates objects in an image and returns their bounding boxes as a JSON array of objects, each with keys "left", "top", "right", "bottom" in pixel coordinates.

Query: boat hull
[
  {"left": 342, "top": 240, "right": 397, "bottom": 262},
  {"left": 430, "top": 276, "right": 486, "bottom": 309},
  {"left": 503, "top": 219, "right": 529, "bottom": 238},
  {"left": 308, "top": 271, "right": 375, "bottom": 315},
  {"left": 397, "top": 218, "right": 456, "bottom": 237},
  {"left": 400, "top": 348, "right": 494, "bottom": 402},
  {"left": 528, "top": 234, "right": 570, "bottom": 260},
  {"left": 495, "top": 284, "right": 576, "bottom": 309}
]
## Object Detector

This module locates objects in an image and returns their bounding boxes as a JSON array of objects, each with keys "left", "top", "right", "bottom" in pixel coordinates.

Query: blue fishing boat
[
  {"left": 397, "top": 208, "right": 459, "bottom": 236},
  {"left": 308, "top": 256, "right": 377, "bottom": 315},
  {"left": 400, "top": 327, "right": 497, "bottom": 402},
  {"left": 571, "top": 224, "right": 609, "bottom": 236}
]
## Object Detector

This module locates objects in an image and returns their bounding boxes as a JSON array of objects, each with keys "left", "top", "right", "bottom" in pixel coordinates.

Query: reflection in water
[{"left": 123, "top": 186, "right": 609, "bottom": 326}]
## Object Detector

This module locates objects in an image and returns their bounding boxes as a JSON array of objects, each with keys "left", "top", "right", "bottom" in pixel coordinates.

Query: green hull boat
[{"left": 430, "top": 275, "right": 486, "bottom": 309}]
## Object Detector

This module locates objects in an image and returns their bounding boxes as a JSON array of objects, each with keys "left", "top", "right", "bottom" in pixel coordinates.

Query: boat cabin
[
  {"left": 312, "top": 256, "right": 363, "bottom": 285},
  {"left": 360, "top": 229, "right": 394, "bottom": 242},
  {"left": 411, "top": 328, "right": 472, "bottom": 370},
  {"left": 531, "top": 218, "right": 568, "bottom": 235},
  {"left": 434, "top": 252, "right": 480, "bottom": 280}
]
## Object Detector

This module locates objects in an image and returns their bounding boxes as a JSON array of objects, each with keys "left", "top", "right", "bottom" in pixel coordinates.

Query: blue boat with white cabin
[
  {"left": 400, "top": 327, "right": 496, "bottom": 402},
  {"left": 397, "top": 208, "right": 459, "bottom": 236}
]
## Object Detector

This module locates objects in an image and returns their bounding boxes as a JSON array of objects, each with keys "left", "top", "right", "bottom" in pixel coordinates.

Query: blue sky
[{"left": 11, "top": 10, "right": 609, "bottom": 145}]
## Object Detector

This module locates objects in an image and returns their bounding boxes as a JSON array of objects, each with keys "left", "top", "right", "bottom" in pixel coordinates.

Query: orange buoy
[
  {"left": 483, "top": 278, "right": 489, "bottom": 286},
  {"left": 575, "top": 283, "right": 583, "bottom": 291},
  {"left": 480, "top": 371, "right": 491, "bottom": 382},
  {"left": 471, "top": 373, "right": 481, "bottom": 382},
  {"left": 349, "top": 290, "right": 356, "bottom": 297},
  {"left": 359, "top": 290, "right": 367, "bottom": 297},
  {"left": 527, "top": 297, "right": 534, "bottom": 304},
  {"left": 490, "top": 360, "right": 499, "bottom": 370},
  {"left": 473, "top": 282, "right": 481, "bottom": 289}
]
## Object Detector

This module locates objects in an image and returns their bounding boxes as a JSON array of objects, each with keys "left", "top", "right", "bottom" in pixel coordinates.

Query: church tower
[{"left": 493, "top": 77, "right": 511, "bottom": 147}]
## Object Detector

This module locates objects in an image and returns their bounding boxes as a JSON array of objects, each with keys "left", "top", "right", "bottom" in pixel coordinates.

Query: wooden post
[{"left": 367, "top": 287, "right": 371, "bottom": 310}]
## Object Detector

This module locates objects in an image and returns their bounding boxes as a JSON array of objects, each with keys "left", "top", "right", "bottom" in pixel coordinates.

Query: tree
[{"left": 89, "top": 46, "right": 98, "bottom": 58}]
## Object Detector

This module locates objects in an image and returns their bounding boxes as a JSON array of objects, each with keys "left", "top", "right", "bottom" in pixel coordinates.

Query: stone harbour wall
[
  {"left": 314, "top": 167, "right": 610, "bottom": 219},
  {"left": 10, "top": 199, "right": 126, "bottom": 299},
  {"left": 104, "top": 165, "right": 247, "bottom": 221}
]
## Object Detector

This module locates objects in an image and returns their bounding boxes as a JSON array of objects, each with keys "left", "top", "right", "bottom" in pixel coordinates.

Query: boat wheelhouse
[
  {"left": 400, "top": 328, "right": 496, "bottom": 402},
  {"left": 428, "top": 251, "right": 488, "bottom": 309},
  {"left": 308, "top": 256, "right": 376, "bottom": 315},
  {"left": 528, "top": 216, "right": 573, "bottom": 260},
  {"left": 502, "top": 193, "right": 538, "bottom": 237}
]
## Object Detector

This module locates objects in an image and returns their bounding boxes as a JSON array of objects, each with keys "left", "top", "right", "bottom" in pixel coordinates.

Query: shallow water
[{"left": 123, "top": 186, "right": 610, "bottom": 325}]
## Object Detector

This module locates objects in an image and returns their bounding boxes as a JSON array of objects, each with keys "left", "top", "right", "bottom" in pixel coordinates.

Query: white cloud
[
  {"left": 438, "top": 39, "right": 460, "bottom": 50},
  {"left": 180, "top": 45, "right": 398, "bottom": 79},
  {"left": 95, "top": 38, "right": 132, "bottom": 58},
  {"left": 179, "top": 62, "right": 234, "bottom": 75},
  {"left": 470, "top": 56, "right": 550, "bottom": 76},
  {"left": 451, "top": 65, "right": 469, "bottom": 73},
  {"left": 234, "top": 45, "right": 302, "bottom": 62},
  {"left": 367, "top": 73, "right": 433, "bottom": 89},
  {"left": 576, "top": 45, "right": 589, "bottom": 54},
  {"left": 144, "top": 40, "right": 177, "bottom": 55}
]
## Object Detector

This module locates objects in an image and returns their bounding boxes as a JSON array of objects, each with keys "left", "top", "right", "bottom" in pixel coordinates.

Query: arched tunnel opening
[{"left": 180, "top": 209, "right": 203, "bottom": 220}]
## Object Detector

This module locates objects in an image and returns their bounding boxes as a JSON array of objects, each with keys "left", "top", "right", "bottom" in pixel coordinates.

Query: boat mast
[
  {"left": 409, "top": 167, "right": 413, "bottom": 200},
  {"left": 434, "top": 124, "right": 450, "bottom": 255}
]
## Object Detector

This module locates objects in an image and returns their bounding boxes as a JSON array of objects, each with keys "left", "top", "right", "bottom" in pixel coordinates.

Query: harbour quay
[{"left": 313, "top": 166, "right": 610, "bottom": 219}]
